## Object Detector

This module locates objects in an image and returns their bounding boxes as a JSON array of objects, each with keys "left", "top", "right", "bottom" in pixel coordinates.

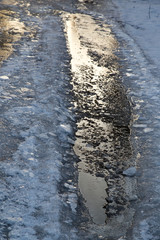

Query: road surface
[{"left": 0, "top": 0, "right": 160, "bottom": 239}]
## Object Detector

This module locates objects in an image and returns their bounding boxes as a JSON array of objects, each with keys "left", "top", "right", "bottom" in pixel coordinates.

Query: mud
[{"left": 63, "top": 12, "right": 136, "bottom": 237}]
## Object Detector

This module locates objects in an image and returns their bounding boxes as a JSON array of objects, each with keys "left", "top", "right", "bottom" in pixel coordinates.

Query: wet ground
[
  {"left": 0, "top": 0, "right": 160, "bottom": 239},
  {"left": 63, "top": 12, "right": 136, "bottom": 232}
]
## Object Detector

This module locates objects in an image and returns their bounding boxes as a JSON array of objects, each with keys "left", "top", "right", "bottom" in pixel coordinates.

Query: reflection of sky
[
  {"left": 0, "top": 9, "right": 25, "bottom": 64},
  {"left": 1, "top": 0, "right": 17, "bottom": 5},
  {"left": 64, "top": 13, "right": 132, "bottom": 224}
]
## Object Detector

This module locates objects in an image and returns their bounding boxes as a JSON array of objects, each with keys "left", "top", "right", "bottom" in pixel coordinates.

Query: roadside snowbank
[
  {"left": 112, "top": 0, "right": 160, "bottom": 70},
  {"left": 111, "top": 1, "right": 160, "bottom": 239}
]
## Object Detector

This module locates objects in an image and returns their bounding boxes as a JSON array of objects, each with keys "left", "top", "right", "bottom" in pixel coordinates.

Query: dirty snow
[{"left": 110, "top": 0, "right": 160, "bottom": 239}]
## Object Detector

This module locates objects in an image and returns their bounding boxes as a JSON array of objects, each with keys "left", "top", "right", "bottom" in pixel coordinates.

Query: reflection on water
[
  {"left": 64, "top": 13, "right": 132, "bottom": 225},
  {"left": 78, "top": 165, "right": 107, "bottom": 224},
  {"left": 1, "top": 0, "right": 17, "bottom": 5},
  {"left": 0, "top": 9, "right": 25, "bottom": 64}
]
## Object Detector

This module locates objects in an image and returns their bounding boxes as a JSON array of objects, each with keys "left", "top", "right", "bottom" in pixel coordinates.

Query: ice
[
  {"left": 111, "top": 0, "right": 160, "bottom": 239},
  {"left": 143, "top": 128, "right": 154, "bottom": 133},
  {"left": 113, "top": 0, "right": 160, "bottom": 70},
  {"left": 60, "top": 123, "right": 72, "bottom": 134},
  {"left": 0, "top": 75, "right": 9, "bottom": 79}
]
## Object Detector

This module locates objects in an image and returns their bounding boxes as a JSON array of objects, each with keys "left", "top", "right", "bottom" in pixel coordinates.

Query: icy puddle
[{"left": 63, "top": 12, "right": 135, "bottom": 230}]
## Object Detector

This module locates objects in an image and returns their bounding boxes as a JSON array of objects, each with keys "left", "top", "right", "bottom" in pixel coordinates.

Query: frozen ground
[
  {"left": 0, "top": 1, "right": 79, "bottom": 239},
  {"left": 109, "top": 0, "right": 160, "bottom": 239},
  {"left": 0, "top": 0, "right": 160, "bottom": 239}
]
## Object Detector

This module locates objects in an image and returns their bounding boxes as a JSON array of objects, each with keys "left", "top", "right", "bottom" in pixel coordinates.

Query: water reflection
[
  {"left": 0, "top": 9, "right": 25, "bottom": 64},
  {"left": 63, "top": 13, "right": 132, "bottom": 225},
  {"left": 1, "top": 0, "right": 17, "bottom": 5}
]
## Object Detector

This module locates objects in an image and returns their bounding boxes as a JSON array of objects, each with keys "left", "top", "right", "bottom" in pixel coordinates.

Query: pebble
[
  {"left": 96, "top": 172, "right": 105, "bottom": 178},
  {"left": 116, "top": 169, "right": 123, "bottom": 174},
  {"left": 104, "top": 163, "right": 112, "bottom": 169},
  {"left": 122, "top": 167, "right": 136, "bottom": 177}
]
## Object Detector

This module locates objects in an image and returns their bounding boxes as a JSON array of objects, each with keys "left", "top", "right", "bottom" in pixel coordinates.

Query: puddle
[
  {"left": 63, "top": 13, "right": 133, "bottom": 225},
  {"left": 78, "top": 164, "right": 107, "bottom": 224},
  {"left": 74, "top": 120, "right": 114, "bottom": 224},
  {"left": 1, "top": 0, "right": 17, "bottom": 5}
]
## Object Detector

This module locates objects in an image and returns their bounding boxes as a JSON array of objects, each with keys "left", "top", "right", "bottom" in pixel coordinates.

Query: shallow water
[{"left": 63, "top": 12, "right": 134, "bottom": 226}]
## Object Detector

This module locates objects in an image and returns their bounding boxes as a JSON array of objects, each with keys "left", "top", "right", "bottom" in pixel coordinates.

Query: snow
[
  {"left": 110, "top": 0, "right": 160, "bottom": 239},
  {"left": 112, "top": 0, "right": 160, "bottom": 69},
  {"left": 1, "top": 0, "right": 160, "bottom": 239},
  {"left": 0, "top": 6, "right": 78, "bottom": 239}
]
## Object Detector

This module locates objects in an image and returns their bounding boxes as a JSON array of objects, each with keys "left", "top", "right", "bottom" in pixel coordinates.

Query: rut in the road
[{"left": 63, "top": 12, "right": 136, "bottom": 238}]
